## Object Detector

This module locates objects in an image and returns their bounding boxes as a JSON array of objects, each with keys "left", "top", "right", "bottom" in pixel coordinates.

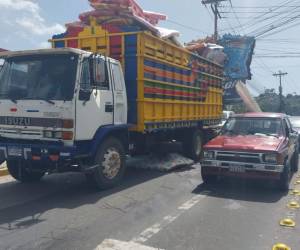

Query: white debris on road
[
  {"left": 0, "top": 161, "right": 6, "bottom": 169},
  {"left": 127, "top": 153, "right": 194, "bottom": 171}
]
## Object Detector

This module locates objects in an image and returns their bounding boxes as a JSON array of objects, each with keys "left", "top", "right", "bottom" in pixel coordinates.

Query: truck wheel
[
  {"left": 183, "top": 130, "right": 203, "bottom": 162},
  {"left": 7, "top": 160, "right": 45, "bottom": 183},
  {"left": 291, "top": 151, "right": 299, "bottom": 172},
  {"left": 86, "top": 137, "right": 126, "bottom": 190},
  {"left": 201, "top": 167, "right": 218, "bottom": 184},
  {"left": 279, "top": 162, "right": 291, "bottom": 191}
]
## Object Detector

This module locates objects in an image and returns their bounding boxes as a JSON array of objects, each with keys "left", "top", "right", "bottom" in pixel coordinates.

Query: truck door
[
  {"left": 109, "top": 61, "right": 127, "bottom": 125},
  {"left": 76, "top": 57, "right": 113, "bottom": 140}
]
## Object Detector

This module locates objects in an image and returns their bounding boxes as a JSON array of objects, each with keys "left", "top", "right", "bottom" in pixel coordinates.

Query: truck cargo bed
[{"left": 50, "top": 22, "right": 223, "bottom": 132}]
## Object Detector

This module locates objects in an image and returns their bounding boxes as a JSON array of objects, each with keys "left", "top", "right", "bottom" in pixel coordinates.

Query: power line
[
  {"left": 251, "top": 9, "right": 300, "bottom": 38},
  {"left": 165, "top": 19, "right": 209, "bottom": 35},
  {"left": 257, "top": 19, "right": 300, "bottom": 38},
  {"left": 229, "top": 4, "right": 246, "bottom": 34},
  {"left": 220, "top": 0, "right": 298, "bottom": 33},
  {"left": 230, "top": 5, "right": 300, "bottom": 9}
]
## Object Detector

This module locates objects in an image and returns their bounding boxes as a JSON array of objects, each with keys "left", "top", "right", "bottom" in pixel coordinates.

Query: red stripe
[{"left": 144, "top": 87, "right": 208, "bottom": 98}]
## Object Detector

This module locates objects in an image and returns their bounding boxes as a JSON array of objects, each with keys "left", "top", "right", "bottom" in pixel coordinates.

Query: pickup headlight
[
  {"left": 263, "top": 153, "right": 277, "bottom": 164},
  {"left": 204, "top": 151, "right": 215, "bottom": 160}
]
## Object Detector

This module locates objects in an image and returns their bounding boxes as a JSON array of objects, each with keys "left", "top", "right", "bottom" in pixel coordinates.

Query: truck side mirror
[
  {"left": 89, "top": 56, "right": 109, "bottom": 89},
  {"left": 79, "top": 87, "right": 92, "bottom": 101}
]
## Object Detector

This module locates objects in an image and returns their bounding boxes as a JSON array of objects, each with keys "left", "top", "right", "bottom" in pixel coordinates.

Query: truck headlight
[
  {"left": 53, "top": 131, "right": 63, "bottom": 139},
  {"left": 44, "top": 131, "right": 53, "bottom": 138},
  {"left": 263, "top": 153, "right": 277, "bottom": 164},
  {"left": 204, "top": 151, "right": 214, "bottom": 160}
]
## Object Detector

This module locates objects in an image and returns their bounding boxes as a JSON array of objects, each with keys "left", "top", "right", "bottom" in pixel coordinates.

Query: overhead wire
[
  {"left": 250, "top": 8, "right": 300, "bottom": 38},
  {"left": 220, "top": 0, "right": 298, "bottom": 33},
  {"left": 165, "top": 19, "right": 209, "bottom": 35}
]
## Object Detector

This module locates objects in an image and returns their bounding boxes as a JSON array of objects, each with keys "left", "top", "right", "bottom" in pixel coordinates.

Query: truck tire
[
  {"left": 183, "top": 129, "right": 203, "bottom": 162},
  {"left": 291, "top": 151, "right": 299, "bottom": 172},
  {"left": 7, "top": 160, "right": 45, "bottom": 183},
  {"left": 279, "top": 161, "right": 291, "bottom": 191},
  {"left": 86, "top": 137, "right": 126, "bottom": 190},
  {"left": 201, "top": 167, "right": 218, "bottom": 184}
]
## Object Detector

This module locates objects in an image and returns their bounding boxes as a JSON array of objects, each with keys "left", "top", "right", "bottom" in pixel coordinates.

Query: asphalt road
[{"left": 0, "top": 159, "right": 299, "bottom": 250}]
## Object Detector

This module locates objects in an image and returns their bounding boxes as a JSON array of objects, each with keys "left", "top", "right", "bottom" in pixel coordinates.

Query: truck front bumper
[
  {"left": 0, "top": 142, "right": 77, "bottom": 164},
  {"left": 201, "top": 160, "right": 284, "bottom": 180}
]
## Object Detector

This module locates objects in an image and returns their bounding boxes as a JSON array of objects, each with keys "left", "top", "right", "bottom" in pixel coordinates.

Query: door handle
[{"left": 105, "top": 104, "right": 114, "bottom": 113}]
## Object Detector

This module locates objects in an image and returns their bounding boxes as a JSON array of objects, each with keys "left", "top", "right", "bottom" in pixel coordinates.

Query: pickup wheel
[
  {"left": 7, "top": 160, "right": 45, "bottom": 183},
  {"left": 86, "top": 137, "right": 126, "bottom": 190},
  {"left": 201, "top": 167, "right": 218, "bottom": 184},
  {"left": 279, "top": 161, "right": 291, "bottom": 191},
  {"left": 291, "top": 151, "right": 299, "bottom": 172},
  {"left": 183, "top": 129, "right": 203, "bottom": 162}
]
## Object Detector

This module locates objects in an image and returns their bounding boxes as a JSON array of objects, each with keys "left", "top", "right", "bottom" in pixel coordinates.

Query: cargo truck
[{"left": 0, "top": 24, "right": 223, "bottom": 189}]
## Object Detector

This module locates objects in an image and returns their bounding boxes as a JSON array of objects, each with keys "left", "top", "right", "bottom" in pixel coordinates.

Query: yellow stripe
[
  {"left": 200, "top": 71, "right": 224, "bottom": 80},
  {"left": 137, "top": 33, "right": 145, "bottom": 132},
  {"left": 49, "top": 31, "right": 140, "bottom": 43},
  {"left": 142, "top": 78, "right": 203, "bottom": 91},
  {"left": 140, "top": 98, "right": 222, "bottom": 106}
]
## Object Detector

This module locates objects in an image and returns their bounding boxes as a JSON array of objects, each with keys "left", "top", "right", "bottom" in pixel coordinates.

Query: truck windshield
[
  {"left": 221, "top": 117, "right": 283, "bottom": 137},
  {"left": 0, "top": 54, "right": 78, "bottom": 101}
]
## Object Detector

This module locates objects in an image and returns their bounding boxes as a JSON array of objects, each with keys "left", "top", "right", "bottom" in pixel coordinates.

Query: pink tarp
[
  {"left": 68, "top": 0, "right": 166, "bottom": 33},
  {"left": 88, "top": 0, "right": 166, "bottom": 25}
]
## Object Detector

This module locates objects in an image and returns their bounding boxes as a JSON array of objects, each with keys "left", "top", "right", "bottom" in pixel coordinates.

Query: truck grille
[{"left": 216, "top": 151, "right": 261, "bottom": 163}]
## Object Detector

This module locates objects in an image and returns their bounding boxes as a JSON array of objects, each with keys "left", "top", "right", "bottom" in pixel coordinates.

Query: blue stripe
[
  {"left": 144, "top": 73, "right": 192, "bottom": 86},
  {"left": 144, "top": 59, "right": 191, "bottom": 76},
  {"left": 125, "top": 35, "right": 138, "bottom": 124}
]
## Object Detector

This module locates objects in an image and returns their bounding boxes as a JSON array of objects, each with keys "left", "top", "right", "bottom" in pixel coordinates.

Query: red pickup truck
[{"left": 201, "top": 113, "right": 299, "bottom": 190}]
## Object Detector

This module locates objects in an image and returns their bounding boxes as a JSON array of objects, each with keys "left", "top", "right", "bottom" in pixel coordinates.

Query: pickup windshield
[
  {"left": 221, "top": 117, "right": 283, "bottom": 137},
  {"left": 0, "top": 54, "right": 78, "bottom": 101}
]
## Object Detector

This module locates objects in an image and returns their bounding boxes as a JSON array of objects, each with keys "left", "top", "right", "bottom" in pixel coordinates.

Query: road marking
[
  {"left": 95, "top": 239, "right": 164, "bottom": 250},
  {"left": 132, "top": 192, "right": 209, "bottom": 244},
  {"left": 287, "top": 200, "right": 300, "bottom": 209}
]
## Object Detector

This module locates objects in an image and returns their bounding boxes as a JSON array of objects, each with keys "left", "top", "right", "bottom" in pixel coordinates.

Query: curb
[{"left": 0, "top": 168, "right": 9, "bottom": 177}]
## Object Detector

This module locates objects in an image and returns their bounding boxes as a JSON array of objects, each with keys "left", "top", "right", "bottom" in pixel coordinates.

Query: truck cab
[{"left": 0, "top": 48, "right": 128, "bottom": 188}]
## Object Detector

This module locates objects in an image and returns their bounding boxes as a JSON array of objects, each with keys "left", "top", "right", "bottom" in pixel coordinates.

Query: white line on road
[
  {"left": 132, "top": 192, "right": 209, "bottom": 244},
  {"left": 95, "top": 192, "right": 210, "bottom": 250},
  {"left": 95, "top": 239, "right": 164, "bottom": 250}
]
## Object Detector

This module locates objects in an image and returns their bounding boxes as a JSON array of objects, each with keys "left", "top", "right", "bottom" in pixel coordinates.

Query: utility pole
[
  {"left": 273, "top": 71, "right": 288, "bottom": 112},
  {"left": 202, "top": 0, "right": 229, "bottom": 42}
]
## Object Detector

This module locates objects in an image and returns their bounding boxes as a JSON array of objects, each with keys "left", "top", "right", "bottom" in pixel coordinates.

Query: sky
[{"left": 0, "top": 0, "right": 299, "bottom": 96}]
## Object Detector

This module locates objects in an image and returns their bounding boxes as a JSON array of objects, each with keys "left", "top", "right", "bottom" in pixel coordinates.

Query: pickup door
[{"left": 284, "top": 118, "right": 298, "bottom": 161}]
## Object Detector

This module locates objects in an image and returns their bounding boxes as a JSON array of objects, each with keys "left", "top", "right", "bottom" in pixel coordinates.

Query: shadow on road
[
  {"left": 0, "top": 167, "right": 165, "bottom": 230},
  {"left": 192, "top": 178, "right": 287, "bottom": 203}
]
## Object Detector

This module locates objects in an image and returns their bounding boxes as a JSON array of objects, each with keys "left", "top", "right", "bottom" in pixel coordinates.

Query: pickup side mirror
[{"left": 286, "top": 128, "right": 290, "bottom": 137}]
